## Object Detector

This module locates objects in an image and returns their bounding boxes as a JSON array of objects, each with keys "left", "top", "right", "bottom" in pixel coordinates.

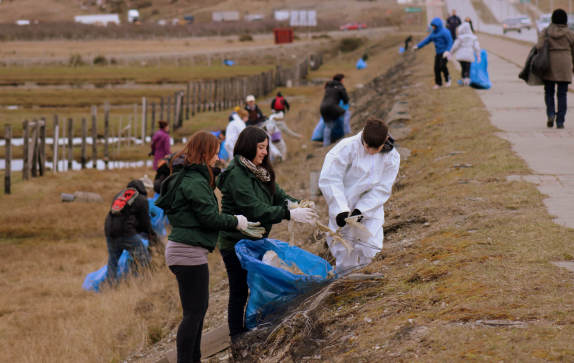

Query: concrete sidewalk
[{"left": 477, "top": 48, "right": 574, "bottom": 228}]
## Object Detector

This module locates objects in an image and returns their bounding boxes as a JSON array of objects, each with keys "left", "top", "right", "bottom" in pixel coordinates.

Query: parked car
[
  {"left": 537, "top": 13, "right": 551, "bottom": 33},
  {"left": 502, "top": 17, "right": 523, "bottom": 34},
  {"left": 517, "top": 15, "right": 532, "bottom": 30},
  {"left": 340, "top": 23, "right": 367, "bottom": 31}
]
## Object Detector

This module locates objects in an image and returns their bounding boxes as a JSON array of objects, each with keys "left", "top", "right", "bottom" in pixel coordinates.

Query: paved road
[{"left": 477, "top": 37, "right": 574, "bottom": 229}]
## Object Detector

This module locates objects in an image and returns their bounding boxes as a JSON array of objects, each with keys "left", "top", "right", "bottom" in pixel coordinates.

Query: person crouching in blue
[{"left": 413, "top": 17, "right": 453, "bottom": 89}]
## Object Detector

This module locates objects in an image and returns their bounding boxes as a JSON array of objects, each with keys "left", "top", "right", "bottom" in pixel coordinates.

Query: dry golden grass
[{"left": 247, "top": 40, "right": 574, "bottom": 361}]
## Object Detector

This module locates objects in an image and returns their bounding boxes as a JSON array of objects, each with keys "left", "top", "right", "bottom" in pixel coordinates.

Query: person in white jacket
[
  {"left": 319, "top": 119, "right": 400, "bottom": 273},
  {"left": 445, "top": 22, "right": 481, "bottom": 86},
  {"left": 225, "top": 109, "right": 248, "bottom": 159}
]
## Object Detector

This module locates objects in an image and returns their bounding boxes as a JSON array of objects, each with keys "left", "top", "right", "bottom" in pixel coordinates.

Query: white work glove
[
  {"left": 235, "top": 215, "right": 248, "bottom": 231},
  {"left": 289, "top": 207, "right": 318, "bottom": 224},
  {"left": 236, "top": 215, "right": 266, "bottom": 238},
  {"left": 443, "top": 51, "right": 451, "bottom": 60}
]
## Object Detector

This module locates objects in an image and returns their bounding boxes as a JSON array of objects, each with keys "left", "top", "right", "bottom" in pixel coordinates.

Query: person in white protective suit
[
  {"left": 224, "top": 109, "right": 248, "bottom": 159},
  {"left": 319, "top": 119, "right": 400, "bottom": 273}
]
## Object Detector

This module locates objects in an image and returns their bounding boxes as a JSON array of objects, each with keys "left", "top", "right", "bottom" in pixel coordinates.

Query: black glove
[
  {"left": 351, "top": 209, "right": 363, "bottom": 223},
  {"left": 336, "top": 211, "right": 349, "bottom": 227}
]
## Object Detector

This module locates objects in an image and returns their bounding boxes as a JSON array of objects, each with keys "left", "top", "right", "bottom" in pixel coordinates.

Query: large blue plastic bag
[
  {"left": 82, "top": 237, "right": 149, "bottom": 292},
  {"left": 356, "top": 58, "right": 367, "bottom": 70},
  {"left": 149, "top": 194, "right": 167, "bottom": 236},
  {"left": 235, "top": 239, "right": 335, "bottom": 329},
  {"left": 470, "top": 49, "right": 491, "bottom": 90}
]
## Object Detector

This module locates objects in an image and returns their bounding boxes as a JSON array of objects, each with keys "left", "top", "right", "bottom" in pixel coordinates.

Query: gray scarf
[{"left": 239, "top": 156, "right": 271, "bottom": 183}]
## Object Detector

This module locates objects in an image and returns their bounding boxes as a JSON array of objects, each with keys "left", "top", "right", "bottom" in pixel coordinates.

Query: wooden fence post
[
  {"left": 166, "top": 95, "right": 172, "bottom": 124},
  {"left": 160, "top": 97, "right": 165, "bottom": 121},
  {"left": 172, "top": 91, "right": 178, "bottom": 127},
  {"left": 22, "top": 120, "right": 29, "bottom": 180},
  {"left": 53, "top": 115, "right": 59, "bottom": 174},
  {"left": 67, "top": 118, "right": 73, "bottom": 171},
  {"left": 81, "top": 117, "right": 87, "bottom": 169},
  {"left": 4, "top": 125, "right": 11, "bottom": 194},
  {"left": 151, "top": 102, "right": 156, "bottom": 136},
  {"left": 193, "top": 82, "right": 198, "bottom": 115},
  {"left": 104, "top": 102, "right": 110, "bottom": 169},
  {"left": 91, "top": 106, "right": 97, "bottom": 169},
  {"left": 31, "top": 120, "right": 39, "bottom": 178},
  {"left": 141, "top": 97, "right": 147, "bottom": 144},
  {"left": 39, "top": 119, "right": 46, "bottom": 176},
  {"left": 185, "top": 82, "right": 190, "bottom": 120}
]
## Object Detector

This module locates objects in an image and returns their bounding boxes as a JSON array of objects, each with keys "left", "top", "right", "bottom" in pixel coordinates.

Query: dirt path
[{"left": 479, "top": 35, "right": 574, "bottom": 228}]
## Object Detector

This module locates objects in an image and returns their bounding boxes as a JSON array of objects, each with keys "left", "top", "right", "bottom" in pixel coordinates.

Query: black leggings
[
  {"left": 170, "top": 264, "right": 209, "bottom": 363},
  {"left": 220, "top": 248, "right": 249, "bottom": 337},
  {"left": 434, "top": 53, "right": 450, "bottom": 86},
  {"left": 459, "top": 61, "right": 471, "bottom": 79}
]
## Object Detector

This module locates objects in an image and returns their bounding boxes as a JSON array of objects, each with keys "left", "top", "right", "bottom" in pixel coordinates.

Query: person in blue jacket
[{"left": 413, "top": 17, "right": 453, "bottom": 89}]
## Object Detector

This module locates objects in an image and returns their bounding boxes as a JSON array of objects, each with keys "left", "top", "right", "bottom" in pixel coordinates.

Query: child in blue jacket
[{"left": 414, "top": 17, "right": 453, "bottom": 89}]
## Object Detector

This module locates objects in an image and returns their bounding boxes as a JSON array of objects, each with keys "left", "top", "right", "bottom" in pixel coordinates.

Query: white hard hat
[{"left": 246, "top": 95, "right": 255, "bottom": 102}]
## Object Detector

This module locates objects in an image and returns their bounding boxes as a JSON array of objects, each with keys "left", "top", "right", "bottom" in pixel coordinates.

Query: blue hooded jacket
[{"left": 417, "top": 17, "right": 453, "bottom": 54}]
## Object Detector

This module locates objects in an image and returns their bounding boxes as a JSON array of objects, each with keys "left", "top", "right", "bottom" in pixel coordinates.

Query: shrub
[
  {"left": 68, "top": 54, "right": 85, "bottom": 67},
  {"left": 339, "top": 37, "right": 364, "bottom": 53},
  {"left": 239, "top": 33, "right": 253, "bottom": 42},
  {"left": 93, "top": 55, "right": 108, "bottom": 66}
]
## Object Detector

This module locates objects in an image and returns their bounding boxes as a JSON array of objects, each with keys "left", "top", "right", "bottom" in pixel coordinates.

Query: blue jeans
[
  {"left": 544, "top": 81, "right": 569, "bottom": 125},
  {"left": 106, "top": 234, "right": 150, "bottom": 283},
  {"left": 323, "top": 121, "right": 334, "bottom": 147}
]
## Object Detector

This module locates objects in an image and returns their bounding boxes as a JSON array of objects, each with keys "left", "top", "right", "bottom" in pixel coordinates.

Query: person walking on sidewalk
[
  {"left": 447, "top": 22, "right": 481, "bottom": 86},
  {"left": 446, "top": 9, "right": 462, "bottom": 41},
  {"left": 537, "top": 9, "right": 574, "bottom": 129},
  {"left": 156, "top": 131, "right": 264, "bottom": 363},
  {"left": 414, "top": 17, "right": 453, "bottom": 89}
]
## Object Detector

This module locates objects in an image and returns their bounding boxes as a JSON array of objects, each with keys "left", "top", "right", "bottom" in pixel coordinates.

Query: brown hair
[
  {"left": 170, "top": 131, "right": 220, "bottom": 188},
  {"left": 158, "top": 120, "right": 168, "bottom": 129},
  {"left": 362, "top": 118, "right": 389, "bottom": 148}
]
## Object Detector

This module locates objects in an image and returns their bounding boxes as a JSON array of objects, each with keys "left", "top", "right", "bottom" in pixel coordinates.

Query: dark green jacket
[
  {"left": 157, "top": 164, "right": 238, "bottom": 251},
  {"left": 217, "top": 156, "right": 297, "bottom": 251}
]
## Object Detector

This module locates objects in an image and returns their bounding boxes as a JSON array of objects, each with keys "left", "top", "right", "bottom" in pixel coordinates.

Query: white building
[
  {"left": 74, "top": 14, "right": 120, "bottom": 26},
  {"left": 212, "top": 11, "right": 240, "bottom": 22}
]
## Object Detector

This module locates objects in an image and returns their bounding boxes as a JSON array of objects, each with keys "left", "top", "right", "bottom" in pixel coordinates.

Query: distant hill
[{"left": 0, "top": 0, "right": 407, "bottom": 27}]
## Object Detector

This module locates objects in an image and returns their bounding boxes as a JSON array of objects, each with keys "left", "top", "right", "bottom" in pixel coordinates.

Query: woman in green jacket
[
  {"left": 158, "top": 131, "right": 263, "bottom": 363},
  {"left": 217, "top": 126, "right": 317, "bottom": 339}
]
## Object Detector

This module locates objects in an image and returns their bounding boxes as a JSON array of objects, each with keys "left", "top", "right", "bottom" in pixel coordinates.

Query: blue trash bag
[
  {"left": 470, "top": 49, "right": 491, "bottom": 90},
  {"left": 399, "top": 46, "right": 405, "bottom": 54},
  {"left": 235, "top": 239, "right": 335, "bottom": 329},
  {"left": 223, "top": 59, "right": 235, "bottom": 66},
  {"left": 82, "top": 237, "right": 149, "bottom": 292},
  {"left": 148, "top": 194, "right": 167, "bottom": 236},
  {"left": 356, "top": 58, "right": 367, "bottom": 70}
]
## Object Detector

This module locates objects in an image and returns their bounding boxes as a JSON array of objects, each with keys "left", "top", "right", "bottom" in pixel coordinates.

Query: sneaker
[
  {"left": 547, "top": 116, "right": 554, "bottom": 128},
  {"left": 444, "top": 80, "right": 452, "bottom": 87},
  {"left": 432, "top": 85, "right": 441, "bottom": 90},
  {"left": 557, "top": 123, "right": 565, "bottom": 129}
]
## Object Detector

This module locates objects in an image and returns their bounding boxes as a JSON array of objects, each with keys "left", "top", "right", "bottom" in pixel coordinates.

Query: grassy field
[{"left": 0, "top": 65, "right": 275, "bottom": 86}]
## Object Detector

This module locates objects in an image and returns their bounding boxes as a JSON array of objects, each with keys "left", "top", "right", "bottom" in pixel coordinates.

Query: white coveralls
[
  {"left": 224, "top": 114, "right": 246, "bottom": 158},
  {"left": 319, "top": 132, "right": 400, "bottom": 273}
]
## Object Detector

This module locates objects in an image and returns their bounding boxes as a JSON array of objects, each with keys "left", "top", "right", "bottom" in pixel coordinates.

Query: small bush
[
  {"left": 68, "top": 54, "right": 85, "bottom": 67},
  {"left": 93, "top": 55, "right": 108, "bottom": 66},
  {"left": 312, "top": 34, "right": 331, "bottom": 39},
  {"left": 339, "top": 37, "right": 364, "bottom": 53},
  {"left": 151, "top": 9, "right": 160, "bottom": 15},
  {"left": 239, "top": 33, "right": 253, "bottom": 42},
  {"left": 135, "top": 0, "right": 153, "bottom": 9}
]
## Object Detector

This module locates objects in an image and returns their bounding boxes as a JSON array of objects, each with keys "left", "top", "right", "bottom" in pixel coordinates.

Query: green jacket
[
  {"left": 217, "top": 156, "right": 297, "bottom": 251},
  {"left": 156, "top": 164, "right": 238, "bottom": 251}
]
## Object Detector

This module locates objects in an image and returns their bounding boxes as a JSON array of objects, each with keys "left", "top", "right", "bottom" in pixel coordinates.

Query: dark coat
[
  {"left": 105, "top": 180, "right": 153, "bottom": 239},
  {"left": 320, "top": 80, "right": 349, "bottom": 123},
  {"left": 446, "top": 14, "right": 462, "bottom": 39},
  {"left": 217, "top": 156, "right": 297, "bottom": 251},
  {"left": 158, "top": 164, "right": 238, "bottom": 251},
  {"left": 270, "top": 96, "right": 290, "bottom": 112},
  {"left": 536, "top": 24, "right": 574, "bottom": 83},
  {"left": 245, "top": 104, "right": 265, "bottom": 126}
]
